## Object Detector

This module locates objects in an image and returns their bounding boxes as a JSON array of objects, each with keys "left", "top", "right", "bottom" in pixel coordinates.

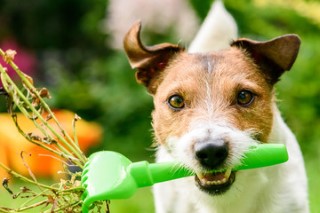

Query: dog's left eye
[
  {"left": 168, "top": 95, "right": 185, "bottom": 110},
  {"left": 237, "top": 90, "right": 255, "bottom": 106}
]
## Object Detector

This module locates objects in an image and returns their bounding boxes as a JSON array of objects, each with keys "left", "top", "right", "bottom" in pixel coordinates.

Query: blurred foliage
[
  {"left": 0, "top": 0, "right": 154, "bottom": 161},
  {"left": 0, "top": 0, "right": 107, "bottom": 49},
  {"left": 0, "top": 0, "right": 319, "bottom": 211}
]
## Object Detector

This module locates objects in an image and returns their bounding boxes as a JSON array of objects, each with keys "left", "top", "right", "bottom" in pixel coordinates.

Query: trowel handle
[
  {"left": 234, "top": 143, "right": 288, "bottom": 170},
  {"left": 128, "top": 161, "right": 192, "bottom": 187},
  {"left": 128, "top": 144, "right": 288, "bottom": 187}
]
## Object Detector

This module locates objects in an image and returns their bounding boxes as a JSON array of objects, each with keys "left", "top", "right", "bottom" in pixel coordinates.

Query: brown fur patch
[{"left": 151, "top": 47, "right": 274, "bottom": 145}]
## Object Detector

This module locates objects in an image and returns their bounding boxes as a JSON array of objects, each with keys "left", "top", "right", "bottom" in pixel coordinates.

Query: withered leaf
[{"left": 39, "top": 88, "right": 51, "bottom": 99}]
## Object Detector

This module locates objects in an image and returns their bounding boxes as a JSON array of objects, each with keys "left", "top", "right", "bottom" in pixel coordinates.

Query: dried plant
[{"left": 0, "top": 49, "right": 108, "bottom": 212}]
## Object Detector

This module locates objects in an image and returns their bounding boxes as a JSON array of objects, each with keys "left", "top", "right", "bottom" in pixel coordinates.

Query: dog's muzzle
[{"left": 194, "top": 140, "right": 236, "bottom": 195}]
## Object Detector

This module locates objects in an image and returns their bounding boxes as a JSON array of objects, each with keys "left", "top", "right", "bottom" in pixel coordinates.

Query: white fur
[
  {"left": 188, "top": 0, "right": 238, "bottom": 53},
  {"left": 153, "top": 1, "right": 309, "bottom": 212},
  {"left": 154, "top": 106, "right": 309, "bottom": 212},
  {"left": 165, "top": 123, "right": 256, "bottom": 172}
]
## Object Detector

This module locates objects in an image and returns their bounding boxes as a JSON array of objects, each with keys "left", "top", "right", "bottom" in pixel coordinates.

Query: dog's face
[{"left": 124, "top": 22, "right": 300, "bottom": 195}]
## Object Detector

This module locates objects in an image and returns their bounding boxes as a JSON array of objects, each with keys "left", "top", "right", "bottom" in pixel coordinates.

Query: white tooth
[
  {"left": 221, "top": 178, "right": 227, "bottom": 184},
  {"left": 224, "top": 168, "right": 232, "bottom": 179},
  {"left": 197, "top": 172, "right": 204, "bottom": 179},
  {"left": 200, "top": 178, "right": 207, "bottom": 185}
]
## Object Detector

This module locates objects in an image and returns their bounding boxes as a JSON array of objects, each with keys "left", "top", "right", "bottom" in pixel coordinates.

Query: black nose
[{"left": 194, "top": 140, "right": 228, "bottom": 169}]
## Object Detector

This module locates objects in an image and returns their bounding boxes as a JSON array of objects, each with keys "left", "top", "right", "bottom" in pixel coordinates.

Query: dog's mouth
[{"left": 195, "top": 168, "right": 235, "bottom": 195}]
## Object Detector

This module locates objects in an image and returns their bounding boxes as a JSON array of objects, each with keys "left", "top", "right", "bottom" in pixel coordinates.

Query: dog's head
[{"left": 123, "top": 22, "right": 300, "bottom": 195}]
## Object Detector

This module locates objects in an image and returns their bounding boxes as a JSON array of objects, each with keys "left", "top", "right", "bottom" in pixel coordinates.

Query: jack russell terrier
[{"left": 123, "top": 8, "right": 309, "bottom": 213}]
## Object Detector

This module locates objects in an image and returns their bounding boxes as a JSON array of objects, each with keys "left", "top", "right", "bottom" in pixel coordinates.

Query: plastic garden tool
[{"left": 81, "top": 143, "right": 288, "bottom": 212}]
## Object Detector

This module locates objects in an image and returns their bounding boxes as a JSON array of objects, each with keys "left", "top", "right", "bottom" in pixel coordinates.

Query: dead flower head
[{"left": 4, "top": 50, "right": 17, "bottom": 63}]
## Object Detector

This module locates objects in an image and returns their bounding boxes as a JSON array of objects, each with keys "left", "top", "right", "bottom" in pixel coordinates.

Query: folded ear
[
  {"left": 123, "top": 21, "right": 184, "bottom": 94},
  {"left": 231, "top": 34, "right": 301, "bottom": 84}
]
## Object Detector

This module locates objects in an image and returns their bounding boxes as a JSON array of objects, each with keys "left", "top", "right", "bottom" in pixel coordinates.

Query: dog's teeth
[
  {"left": 197, "top": 168, "right": 233, "bottom": 186},
  {"left": 201, "top": 178, "right": 227, "bottom": 186}
]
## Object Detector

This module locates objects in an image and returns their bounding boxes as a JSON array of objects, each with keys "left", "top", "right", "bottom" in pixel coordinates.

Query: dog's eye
[
  {"left": 168, "top": 95, "right": 185, "bottom": 110},
  {"left": 237, "top": 90, "right": 255, "bottom": 106}
]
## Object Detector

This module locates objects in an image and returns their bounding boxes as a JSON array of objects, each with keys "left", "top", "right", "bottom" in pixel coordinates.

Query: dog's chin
[{"left": 195, "top": 168, "right": 236, "bottom": 195}]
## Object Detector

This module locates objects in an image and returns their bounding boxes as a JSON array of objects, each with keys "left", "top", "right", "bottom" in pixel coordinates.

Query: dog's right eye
[
  {"left": 168, "top": 95, "right": 185, "bottom": 110},
  {"left": 237, "top": 90, "right": 255, "bottom": 107}
]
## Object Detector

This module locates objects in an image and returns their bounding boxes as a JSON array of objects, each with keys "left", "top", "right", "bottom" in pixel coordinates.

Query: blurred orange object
[{"left": 0, "top": 110, "right": 103, "bottom": 178}]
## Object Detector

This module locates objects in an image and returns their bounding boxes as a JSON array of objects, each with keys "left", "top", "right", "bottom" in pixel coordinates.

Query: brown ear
[
  {"left": 123, "top": 21, "right": 184, "bottom": 93},
  {"left": 231, "top": 34, "right": 301, "bottom": 84}
]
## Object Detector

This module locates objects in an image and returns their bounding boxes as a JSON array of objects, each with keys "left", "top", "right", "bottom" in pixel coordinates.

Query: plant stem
[
  {"left": 0, "top": 162, "right": 58, "bottom": 191},
  {"left": 13, "top": 200, "right": 48, "bottom": 212}
]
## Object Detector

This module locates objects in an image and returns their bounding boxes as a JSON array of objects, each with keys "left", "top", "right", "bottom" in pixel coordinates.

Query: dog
[{"left": 123, "top": 12, "right": 309, "bottom": 213}]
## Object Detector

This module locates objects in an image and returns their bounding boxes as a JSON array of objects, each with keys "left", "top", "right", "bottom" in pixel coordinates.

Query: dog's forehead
[{"left": 165, "top": 48, "right": 262, "bottom": 82}]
